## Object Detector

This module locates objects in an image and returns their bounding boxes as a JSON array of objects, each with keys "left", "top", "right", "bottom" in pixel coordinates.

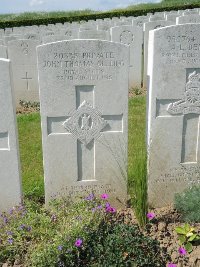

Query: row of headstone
[
  {"left": 1, "top": 22, "right": 200, "bottom": 213},
  {"left": 1, "top": 8, "right": 200, "bottom": 106},
  {"left": 0, "top": 24, "right": 144, "bottom": 108}
]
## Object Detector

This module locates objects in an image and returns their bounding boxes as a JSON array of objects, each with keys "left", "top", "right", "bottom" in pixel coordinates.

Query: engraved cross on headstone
[
  {"left": 156, "top": 70, "right": 200, "bottom": 164},
  {"left": 47, "top": 85, "right": 123, "bottom": 181},
  {"left": 22, "top": 72, "right": 32, "bottom": 90}
]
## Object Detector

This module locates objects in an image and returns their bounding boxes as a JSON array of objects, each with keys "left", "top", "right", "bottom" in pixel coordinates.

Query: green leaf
[
  {"left": 178, "top": 235, "right": 186, "bottom": 244},
  {"left": 188, "top": 234, "right": 197, "bottom": 242},
  {"left": 184, "top": 224, "right": 190, "bottom": 233},
  {"left": 175, "top": 227, "right": 186, "bottom": 235},
  {"left": 185, "top": 242, "right": 193, "bottom": 253}
]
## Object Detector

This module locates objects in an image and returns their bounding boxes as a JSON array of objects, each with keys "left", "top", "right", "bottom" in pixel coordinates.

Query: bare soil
[{"left": 122, "top": 205, "right": 200, "bottom": 267}]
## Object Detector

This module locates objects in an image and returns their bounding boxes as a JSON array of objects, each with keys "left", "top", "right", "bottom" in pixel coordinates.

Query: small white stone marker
[
  {"left": 0, "top": 58, "right": 22, "bottom": 212},
  {"left": 37, "top": 40, "right": 129, "bottom": 207}
]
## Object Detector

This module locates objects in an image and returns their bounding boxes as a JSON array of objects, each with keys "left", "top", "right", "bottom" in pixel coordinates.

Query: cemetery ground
[{"left": 0, "top": 95, "right": 199, "bottom": 267}]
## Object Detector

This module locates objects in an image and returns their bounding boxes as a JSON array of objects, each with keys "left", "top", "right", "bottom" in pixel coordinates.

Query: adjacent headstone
[
  {"left": 78, "top": 30, "right": 110, "bottom": 40},
  {"left": 183, "top": 9, "right": 199, "bottom": 16},
  {"left": 111, "top": 25, "right": 143, "bottom": 88},
  {"left": 37, "top": 40, "right": 129, "bottom": 207},
  {"left": 0, "top": 58, "right": 22, "bottom": 212},
  {"left": 177, "top": 15, "right": 200, "bottom": 24},
  {"left": 143, "top": 20, "right": 175, "bottom": 87},
  {"left": 8, "top": 39, "right": 40, "bottom": 106},
  {"left": 165, "top": 14, "right": 179, "bottom": 23},
  {"left": 147, "top": 24, "right": 200, "bottom": 207}
]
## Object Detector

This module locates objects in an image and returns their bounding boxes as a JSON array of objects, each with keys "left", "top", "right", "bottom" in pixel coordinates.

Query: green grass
[
  {"left": 17, "top": 113, "right": 44, "bottom": 199},
  {"left": 128, "top": 96, "right": 147, "bottom": 227},
  {"left": 17, "top": 96, "right": 147, "bottom": 224}
]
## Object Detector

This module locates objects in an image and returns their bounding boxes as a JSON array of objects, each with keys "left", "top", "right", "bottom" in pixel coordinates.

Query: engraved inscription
[
  {"left": 155, "top": 165, "right": 200, "bottom": 186},
  {"left": 42, "top": 51, "right": 124, "bottom": 81},
  {"left": 120, "top": 30, "right": 134, "bottom": 45},
  {"left": 53, "top": 183, "right": 117, "bottom": 197},
  {"left": 21, "top": 72, "right": 32, "bottom": 90},
  {"left": 161, "top": 32, "right": 200, "bottom": 64},
  {"left": 168, "top": 71, "right": 200, "bottom": 115},
  {"left": 63, "top": 100, "right": 108, "bottom": 146}
]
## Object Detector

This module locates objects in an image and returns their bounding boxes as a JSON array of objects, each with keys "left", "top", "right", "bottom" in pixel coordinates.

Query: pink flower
[
  {"left": 75, "top": 238, "right": 83, "bottom": 247},
  {"left": 106, "top": 206, "right": 116, "bottom": 213},
  {"left": 178, "top": 247, "right": 187, "bottom": 255},
  {"left": 167, "top": 263, "right": 177, "bottom": 267},
  {"left": 147, "top": 212, "right": 155, "bottom": 220},
  {"left": 101, "top": 193, "right": 109, "bottom": 199}
]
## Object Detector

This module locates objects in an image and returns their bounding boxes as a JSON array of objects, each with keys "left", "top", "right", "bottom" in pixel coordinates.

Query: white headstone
[
  {"left": 165, "top": 14, "right": 179, "bottom": 23},
  {"left": 147, "top": 24, "right": 200, "bottom": 207},
  {"left": 8, "top": 39, "right": 40, "bottom": 106},
  {"left": 0, "top": 58, "right": 22, "bottom": 212},
  {"left": 37, "top": 40, "right": 129, "bottom": 207},
  {"left": 177, "top": 15, "right": 200, "bottom": 24},
  {"left": 111, "top": 25, "right": 143, "bottom": 88},
  {"left": 183, "top": 9, "right": 199, "bottom": 16}
]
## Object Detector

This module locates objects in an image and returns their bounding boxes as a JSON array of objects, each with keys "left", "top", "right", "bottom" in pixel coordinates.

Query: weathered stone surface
[
  {"left": 37, "top": 40, "right": 129, "bottom": 207},
  {"left": 147, "top": 24, "right": 200, "bottom": 207},
  {"left": 0, "top": 59, "right": 22, "bottom": 213},
  {"left": 111, "top": 25, "right": 143, "bottom": 88}
]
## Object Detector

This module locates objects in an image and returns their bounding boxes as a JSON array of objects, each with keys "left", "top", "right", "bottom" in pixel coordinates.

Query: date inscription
[{"left": 42, "top": 51, "right": 124, "bottom": 81}]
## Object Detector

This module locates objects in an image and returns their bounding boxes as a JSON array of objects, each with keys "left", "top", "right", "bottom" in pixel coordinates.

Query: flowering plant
[{"left": 175, "top": 223, "right": 200, "bottom": 253}]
